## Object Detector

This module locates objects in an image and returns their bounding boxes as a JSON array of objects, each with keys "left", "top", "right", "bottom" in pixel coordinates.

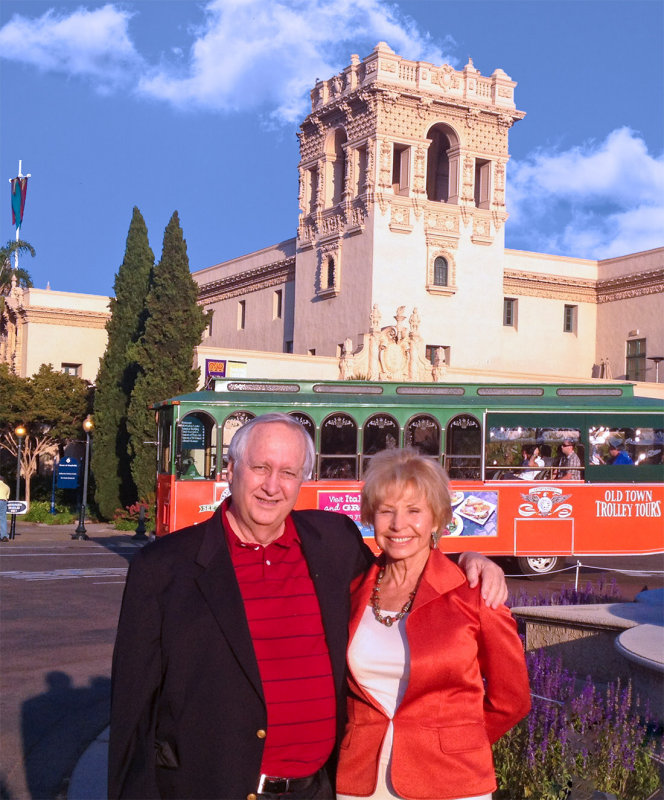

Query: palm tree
[{"left": 0, "top": 239, "right": 35, "bottom": 295}]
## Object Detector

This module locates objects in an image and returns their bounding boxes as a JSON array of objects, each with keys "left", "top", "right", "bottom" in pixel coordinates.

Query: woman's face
[{"left": 373, "top": 483, "right": 436, "bottom": 564}]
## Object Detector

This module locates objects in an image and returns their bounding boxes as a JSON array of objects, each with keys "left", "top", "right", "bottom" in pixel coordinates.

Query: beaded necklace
[{"left": 370, "top": 567, "right": 418, "bottom": 627}]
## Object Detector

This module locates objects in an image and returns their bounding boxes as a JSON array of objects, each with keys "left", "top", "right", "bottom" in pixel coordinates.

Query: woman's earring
[{"left": 430, "top": 530, "right": 441, "bottom": 549}]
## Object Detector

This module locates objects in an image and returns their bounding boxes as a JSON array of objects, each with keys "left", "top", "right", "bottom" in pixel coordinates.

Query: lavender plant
[
  {"left": 493, "top": 651, "right": 660, "bottom": 799},
  {"left": 507, "top": 576, "right": 624, "bottom": 608}
]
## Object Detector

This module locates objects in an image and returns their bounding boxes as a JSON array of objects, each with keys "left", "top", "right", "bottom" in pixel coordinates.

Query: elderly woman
[{"left": 336, "top": 449, "right": 530, "bottom": 800}]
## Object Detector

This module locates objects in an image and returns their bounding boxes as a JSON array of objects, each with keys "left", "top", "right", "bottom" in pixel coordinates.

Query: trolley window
[
  {"left": 221, "top": 411, "right": 255, "bottom": 472},
  {"left": 589, "top": 426, "right": 663, "bottom": 467},
  {"left": 405, "top": 414, "right": 441, "bottom": 457},
  {"left": 176, "top": 412, "right": 217, "bottom": 480},
  {"left": 158, "top": 408, "right": 173, "bottom": 474},
  {"left": 445, "top": 414, "right": 482, "bottom": 480},
  {"left": 486, "top": 424, "right": 583, "bottom": 480},
  {"left": 288, "top": 411, "right": 316, "bottom": 442},
  {"left": 320, "top": 413, "right": 358, "bottom": 479},
  {"left": 362, "top": 413, "right": 400, "bottom": 475}
]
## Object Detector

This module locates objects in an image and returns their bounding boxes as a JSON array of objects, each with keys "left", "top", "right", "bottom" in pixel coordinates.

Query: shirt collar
[{"left": 221, "top": 497, "right": 299, "bottom": 551}]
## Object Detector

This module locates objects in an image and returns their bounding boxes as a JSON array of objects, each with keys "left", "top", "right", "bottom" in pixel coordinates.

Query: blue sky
[{"left": 1, "top": 0, "right": 663, "bottom": 297}]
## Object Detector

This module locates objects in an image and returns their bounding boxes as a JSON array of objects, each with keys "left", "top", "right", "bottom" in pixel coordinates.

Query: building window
[
  {"left": 324, "top": 128, "right": 347, "bottom": 208},
  {"left": 503, "top": 298, "right": 517, "bottom": 327},
  {"left": 392, "top": 144, "right": 410, "bottom": 195},
  {"left": 237, "top": 300, "right": 246, "bottom": 330},
  {"left": 425, "top": 345, "right": 449, "bottom": 366},
  {"left": 426, "top": 124, "right": 455, "bottom": 203},
  {"left": 433, "top": 257, "right": 448, "bottom": 287},
  {"left": 325, "top": 256, "right": 335, "bottom": 289},
  {"left": 355, "top": 146, "right": 367, "bottom": 196},
  {"left": 563, "top": 304, "right": 577, "bottom": 333},
  {"left": 474, "top": 159, "right": 491, "bottom": 208},
  {"left": 205, "top": 311, "right": 214, "bottom": 338},
  {"left": 284, "top": 341, "right": 293, "bottom": 353},
  {"left": 61, "top": 363, "right": 81, "bottom": 376},
  {"left": 273, "top": 290, "right": 283, "bottom": 320},
  {"left": 308, "top": 348, "right": 316, "bottom": 356},
  {"left": 307, "top": 167, "right": 318, "bottom": 214},
  {"left": 626, "top": 338, "right": 646, "bottom": 381}
]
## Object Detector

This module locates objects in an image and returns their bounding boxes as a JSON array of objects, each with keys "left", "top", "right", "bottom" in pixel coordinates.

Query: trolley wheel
[{"left": 517, "top": 556, "right": 560, "bottom": 576}]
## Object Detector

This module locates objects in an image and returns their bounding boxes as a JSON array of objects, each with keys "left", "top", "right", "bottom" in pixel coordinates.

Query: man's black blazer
[{"left": 108, "top": 506, "right": 373, "bottom": 800}]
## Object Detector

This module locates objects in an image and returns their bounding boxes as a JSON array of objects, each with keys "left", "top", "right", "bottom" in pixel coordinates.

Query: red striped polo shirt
[{"left": 222, "top": 501, "right": 336, "bottom": 777}]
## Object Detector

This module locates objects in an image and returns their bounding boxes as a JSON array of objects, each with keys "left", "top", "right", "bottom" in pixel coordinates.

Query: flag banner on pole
[{"left": 10, "top": 177, "right": 28, "bottom": 230}]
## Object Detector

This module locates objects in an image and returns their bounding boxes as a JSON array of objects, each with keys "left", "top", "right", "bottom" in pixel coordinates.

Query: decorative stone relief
[
  {"left": 338, "top": 305, "right": 440, "bottom": 382},
  {"left": 465, "top": 108, "right": 480, "bottom": 128},
  {"left": 379, "top": 140, "right": 392, "bottom": 188},
  {"left": 365, "top": 139, "right": 376, "bottom": 190},
  {"left": 389, "top": 203, "right": 412, "bottom": 233},
  {"left": 493, "top": 161, "right": 506, "bottom": 208},
  {"left": 461, "top": 156, "right": 475, "bottom": 204},
  {"left": 417, "top": 97, "right": 433, "bottom": 119},
  {"left": 198, "top": 258, "right": 296, "bottom": 303},
  {"left": 471, "top": 214, "right": 493, "bottom": 245},
  {"left": 425, "top": 211, "right": 460, "bottom": 235},
  {"left": 413, "top": 146, "right": 427, "bottom": 193},
  {"left": 432, "top": 65, "right": 460, "bottom": 91},
  {"left": 380, "top": 90, "right": 399, "bottom": 114}
]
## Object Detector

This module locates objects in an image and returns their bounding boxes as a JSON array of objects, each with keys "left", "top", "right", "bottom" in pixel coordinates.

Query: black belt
[{"left": 257, "top": 770, "right": 319, "bottom": 794}]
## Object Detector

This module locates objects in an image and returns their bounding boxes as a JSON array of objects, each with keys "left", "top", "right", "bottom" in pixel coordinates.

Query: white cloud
[
  {"left": 137, "top": 0, "right": 455, "bottom": 121},
  {"left": 0, "top": 4, "right": 142, "bottom": 88},
  {"left": 507, "top": 128, "right": 664, "bottom": 258}
]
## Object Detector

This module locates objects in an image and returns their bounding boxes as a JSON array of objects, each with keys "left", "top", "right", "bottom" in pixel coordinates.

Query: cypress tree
[
  {"left": 127, "top": 211, "right": 207, "bottom": 501},
  {"left": 92, "top": 208, "right": 154, "bottom": 519}
]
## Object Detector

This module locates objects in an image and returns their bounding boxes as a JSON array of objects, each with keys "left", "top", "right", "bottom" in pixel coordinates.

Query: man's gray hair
[{"left": 227, "top": 413, "right": 316, "bottom": 479}]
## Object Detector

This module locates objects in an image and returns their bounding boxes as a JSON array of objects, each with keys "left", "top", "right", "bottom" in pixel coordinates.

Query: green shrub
[{"left": 24, "top": 501, "right": 77, "bottom": 524}]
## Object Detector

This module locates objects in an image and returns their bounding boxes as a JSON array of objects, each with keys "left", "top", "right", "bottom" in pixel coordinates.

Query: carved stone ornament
[
  {"left": 337, "top": 305, "right": 441, "bottom": 382},
  {"left": 465, "top": 108, "right": 480, "bottom": 128}
]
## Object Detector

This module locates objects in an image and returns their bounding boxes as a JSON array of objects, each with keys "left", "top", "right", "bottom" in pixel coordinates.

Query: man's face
[
  {"left": 562, "top": 443, "right": 574, "bottom": 455},
  {"left": 227, "top": 422, "right": 306, "bottom": 539}
]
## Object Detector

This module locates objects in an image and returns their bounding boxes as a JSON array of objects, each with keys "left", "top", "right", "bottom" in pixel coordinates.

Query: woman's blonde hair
[{"left": 361, "top": 448, "right": 452, "bottom": 530}]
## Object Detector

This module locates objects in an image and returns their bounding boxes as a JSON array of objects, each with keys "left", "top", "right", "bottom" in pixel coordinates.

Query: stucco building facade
[
  {"left": 193, "top": 44, "right": 663, "bottom": 385},
  {"left": 1, "top": 283, "right": 110, "bottom": 382}
]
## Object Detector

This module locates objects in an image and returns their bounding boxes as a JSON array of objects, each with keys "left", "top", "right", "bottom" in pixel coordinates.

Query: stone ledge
[
  {"left": 616, "top": 624, "right": 664, "bottom": 673},
  {"left": 511, "top": 601, "right": 662, "bottom": 631}
]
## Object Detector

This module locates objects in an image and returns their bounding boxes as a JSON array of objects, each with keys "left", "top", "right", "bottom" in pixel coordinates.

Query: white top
[
  {"left": 519, "top": 455, "right": 545, "bottom": 480},
  {"left": 339, "top": 605, "right": 492, "bottom": 800},
  {"left": 347, "top": 605, "right": 410, "bottom": 721}
]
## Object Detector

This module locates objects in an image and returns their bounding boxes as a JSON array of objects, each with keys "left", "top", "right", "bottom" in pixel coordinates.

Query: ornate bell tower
[{"left": 293, "top": 43, "right": 525, "bottom": 366}]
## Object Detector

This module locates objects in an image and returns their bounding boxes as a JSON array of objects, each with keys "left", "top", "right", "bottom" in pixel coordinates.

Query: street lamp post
[
  {"left": 73, "top": 416, "right": 94, "bottom": 540},
  {"left": 647, "top": 356, "right": 664, "bottom": 383},
  {"left": 9, "top": 424, "right": 26, "bottom": 540}
]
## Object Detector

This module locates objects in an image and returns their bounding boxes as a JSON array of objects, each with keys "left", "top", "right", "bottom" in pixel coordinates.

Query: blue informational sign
[{"left": 57, "top": 457, "right": 80, "bottom": 488}]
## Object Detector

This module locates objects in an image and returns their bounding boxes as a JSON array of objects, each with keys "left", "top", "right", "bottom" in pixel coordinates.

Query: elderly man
[{"left": 109, "top": 413, "right": 507, "bottom": 800}]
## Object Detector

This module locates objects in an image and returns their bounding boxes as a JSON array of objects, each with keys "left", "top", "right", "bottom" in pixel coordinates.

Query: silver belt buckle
[{"left": 258, "top": 774, "right": 290, "bottom": 793}]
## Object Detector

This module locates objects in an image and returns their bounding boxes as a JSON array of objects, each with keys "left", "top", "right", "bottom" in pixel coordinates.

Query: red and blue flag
[{"left": 10, "top": 177, "right": 28, "bottom": 230}]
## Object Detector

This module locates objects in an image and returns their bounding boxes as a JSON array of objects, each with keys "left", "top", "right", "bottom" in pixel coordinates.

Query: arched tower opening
[
  {"left": 324, "top": 128, "right": 348, "bottom": 207},
  {"left": 426, "top": 124, "right": 460, "bottom": 204}
]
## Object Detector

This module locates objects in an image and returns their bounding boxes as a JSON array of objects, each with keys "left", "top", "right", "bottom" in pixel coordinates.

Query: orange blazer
[{"left": 336, "top": 550, "right": 531, "bottom": 800}]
